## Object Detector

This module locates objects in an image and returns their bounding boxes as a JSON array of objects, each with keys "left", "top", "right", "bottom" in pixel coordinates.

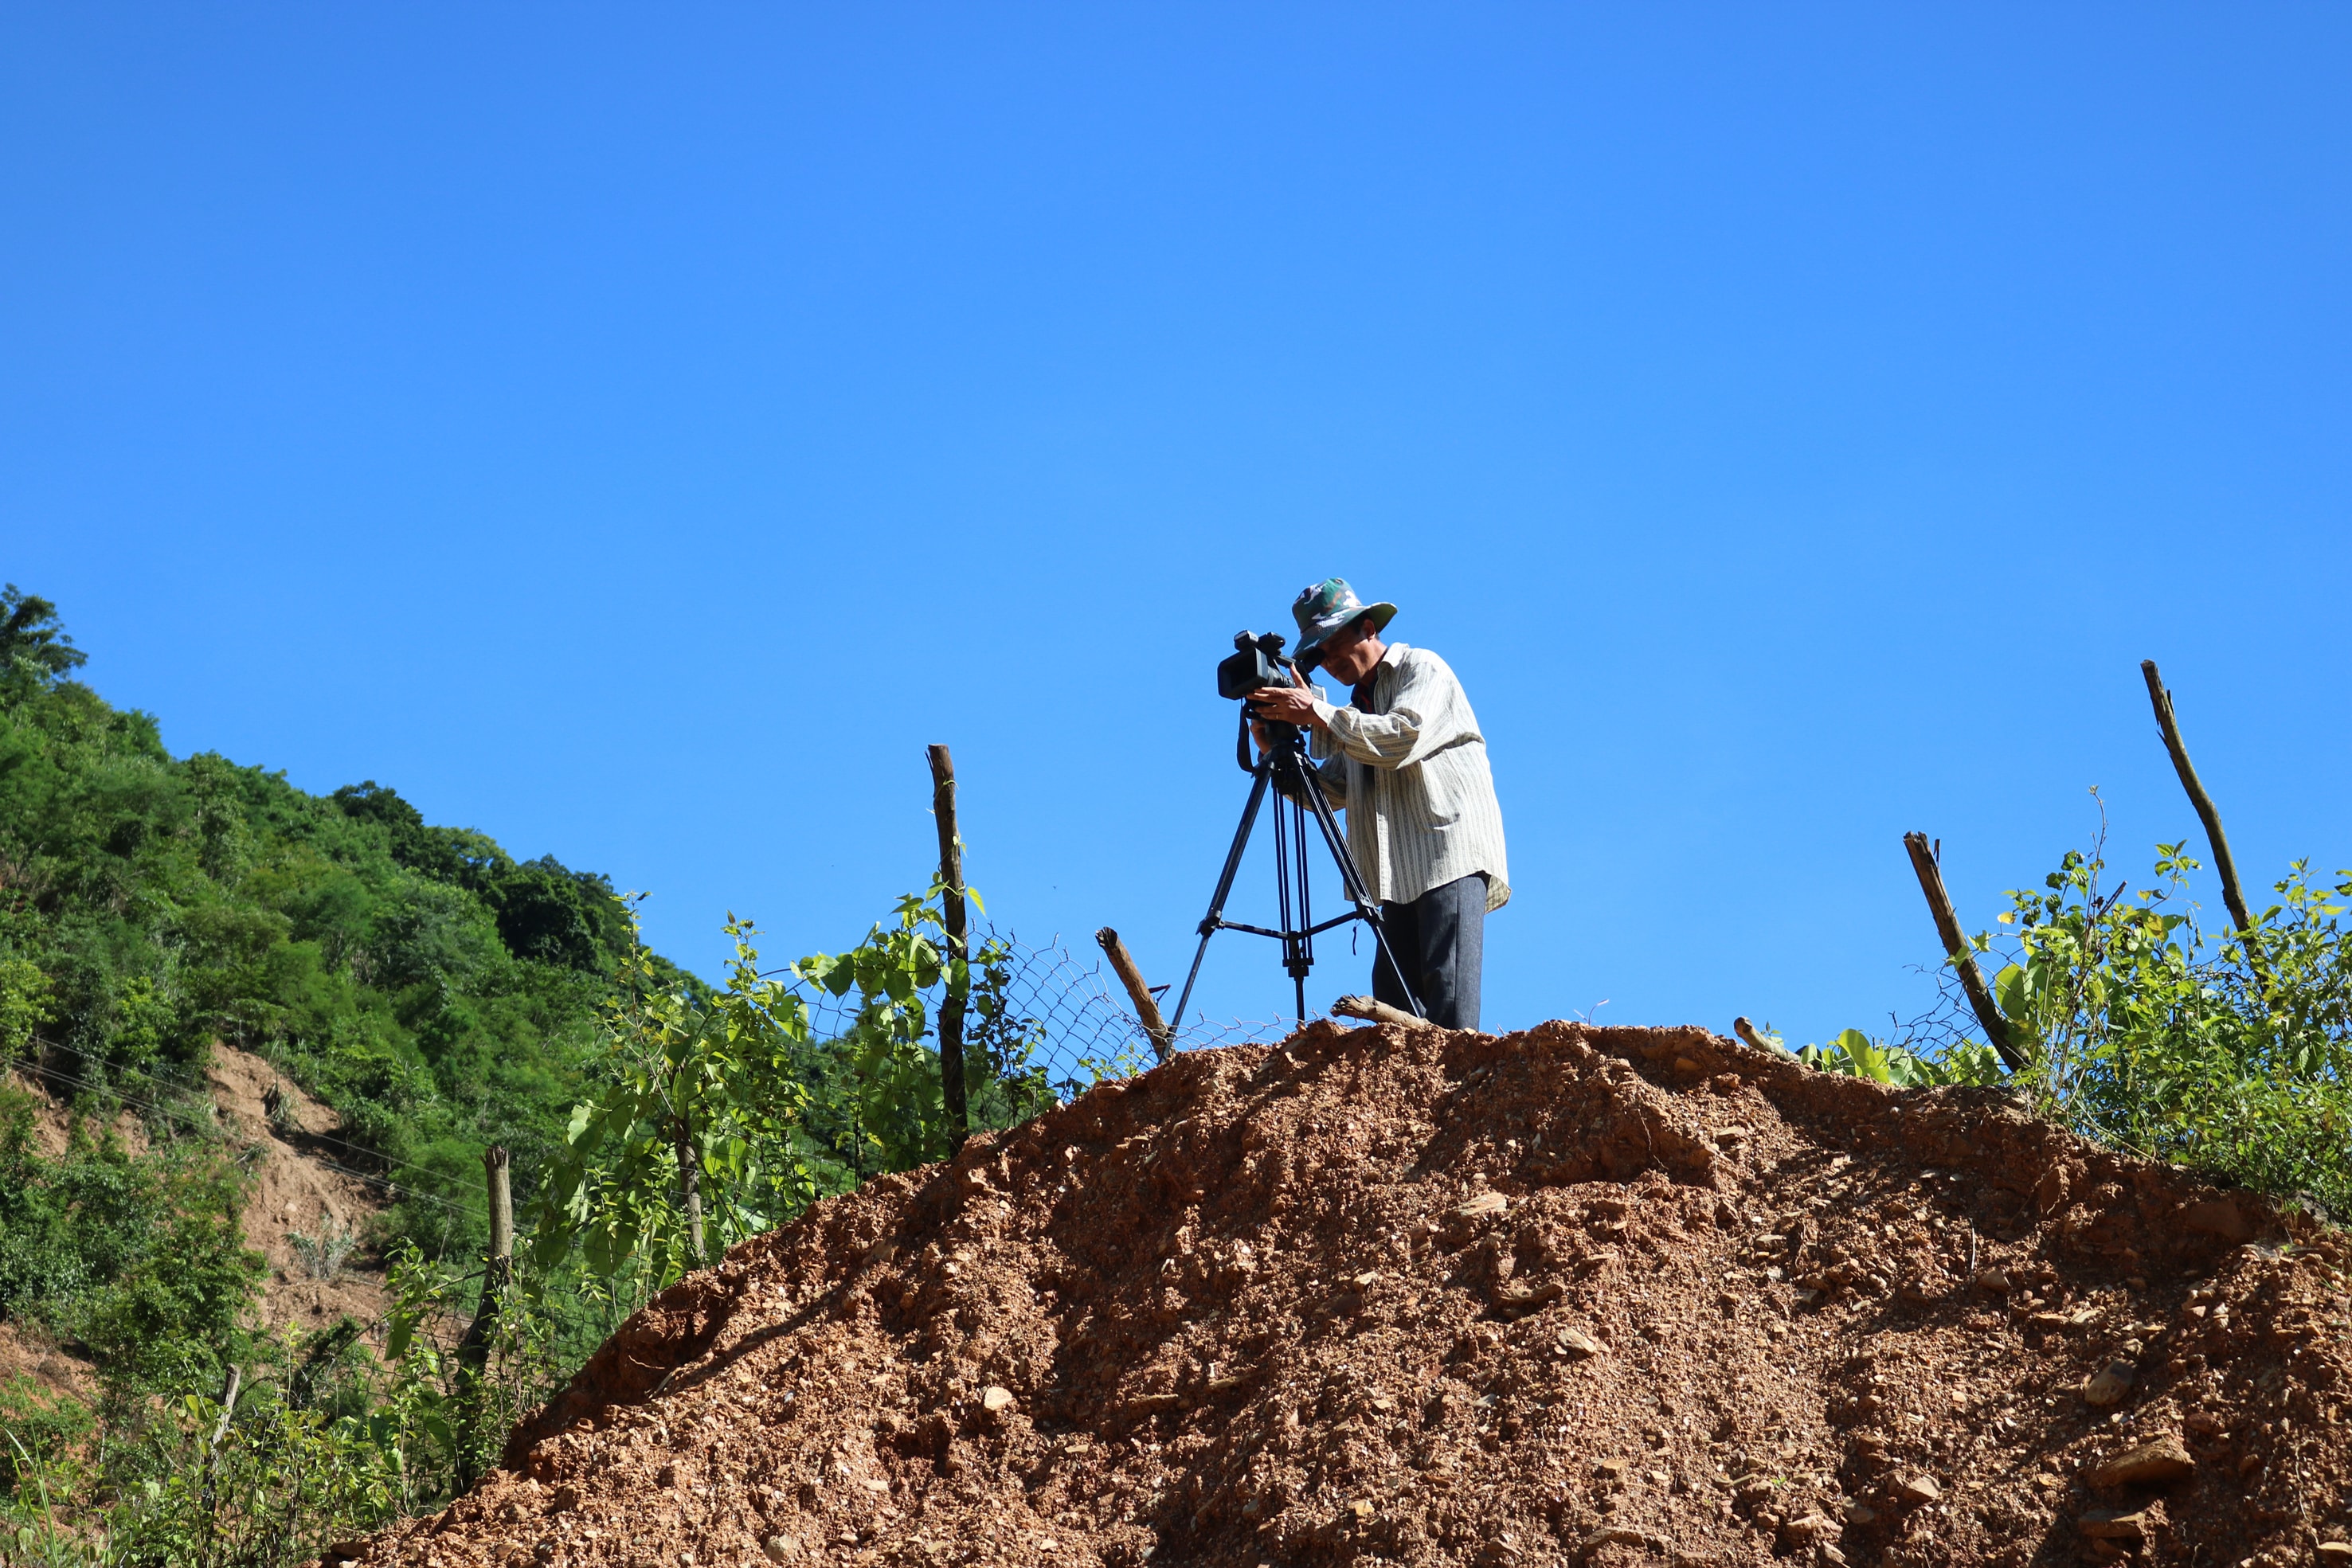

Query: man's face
[{"left": 1313, "top": 616, "right": 1385, "bottom": 684}]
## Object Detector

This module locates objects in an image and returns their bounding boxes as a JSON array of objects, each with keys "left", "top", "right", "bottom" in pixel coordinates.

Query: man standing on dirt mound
[{"left": 1246, "top": 577, "right": 1509, "bottom": 1030}]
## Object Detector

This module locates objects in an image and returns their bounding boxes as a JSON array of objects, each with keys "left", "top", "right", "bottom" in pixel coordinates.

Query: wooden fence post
[
  {"left": 927, "top": 745, "right": 971, "bottom": 1152},
  {"left": 457, "top": 1145, "right": 512, "bottom": 1371},
  {"left": 207, "top": 1363, "right": 242, "bottom": 1453},
  {"left": 1095, "top": 928, "right": 1174, "bottom": 1062},
  {"left": 2139, "top": 660, "right": 2256, "bottom": 937},
  {"left": 1902, "top": 832, "right": 2029, "bottom": 1073},
  {"left": 455, "top": 1145, "right": 513, "bottom": 1491},
  {"left": 201, "top": 1360, "right": 242, "bottom": 1549}
]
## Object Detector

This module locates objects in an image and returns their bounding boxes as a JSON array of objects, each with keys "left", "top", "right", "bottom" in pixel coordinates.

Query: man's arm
[{"left": 1318, "top": 652, "right": 1475, "bottom": 771}]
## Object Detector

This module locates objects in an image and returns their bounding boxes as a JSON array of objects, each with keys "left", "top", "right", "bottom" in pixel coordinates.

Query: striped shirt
[{"left": 1302, "top": 642, "right": 1510, "bottom": 913}]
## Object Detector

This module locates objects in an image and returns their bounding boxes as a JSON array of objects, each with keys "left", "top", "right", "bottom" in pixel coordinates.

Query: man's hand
[{"left": 1246, "top": 668, "right": 1325, "bottom": 733}]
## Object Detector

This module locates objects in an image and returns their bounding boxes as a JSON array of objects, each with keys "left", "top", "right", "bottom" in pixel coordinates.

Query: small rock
[
  {"left": 2315, "top": 1543, "right": 2352, "bottom": 1562},
  {"left": 1972, "top": 1269, "right": 2013, "bottom": 1293},
  {"left": 1783, "top": 1514, "right": 1842, "bottom": 1545},
  {"left": 980, "top": 1386, "right": 1016, "bottom": 1414},
  {"left": 1845, "top": 1503, "right": 1880, "bottom": 1526},
  {"left": 1352, "top": 1270, "right": 1381, "bottom": 1288},
  {"left": 1558, "top": 1327, "right": 1605, "bottom": 1359},
  {"left": 2076, "top": 1509, "right": 2147, "bottom": 1542},
  {"left": 2182, "top": 1199, "right": 2250, "bottom": 1241},
  {"left": 2083, "top": 1364, "right": 2137, "bottom": 1408},
  {"left": 1711, "top": 1126, "right": 1750, "bottom": 1145},
  {"left": 761, "top": 1538, "right": 794, "bottom": 1564},
  {"left": 1455, "top": 1192, "right": 1509, "bottom": 1219},
  {"left": 1350, "top": 1498, "right": 1374, "bottom": 1521},
  {"left": 550, "top": 1484, "right": 581, "bottom": 1513},
  {"left": 1891, "top": 1473, "right": 1942, "bottom": 1504},
  {"left": 2088, "top": 1437, "right": 2194, "bottom": 1488},
  {"left": 1576, "top": 1526, "right": 1653, "bottom": 1554},
  {"left": 1496, "top": 1281, "right": 1565, "bottom": 1316}
]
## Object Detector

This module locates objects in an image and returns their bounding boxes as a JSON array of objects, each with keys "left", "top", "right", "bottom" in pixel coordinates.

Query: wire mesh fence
[{"left": 789, "top": 925, "right": 1297, "bottom": 1106}]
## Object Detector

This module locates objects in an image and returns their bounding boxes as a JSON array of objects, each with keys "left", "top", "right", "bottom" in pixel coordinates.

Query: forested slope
[
  {"left": 1, "top": 588, "right": 1054, "bottom": 1566},
  {"left": 0, "top": 585, "right": 676, "bottom": 1411}
]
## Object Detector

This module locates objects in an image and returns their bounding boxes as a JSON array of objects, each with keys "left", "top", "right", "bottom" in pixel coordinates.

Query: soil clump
[{"left": 331, "top": 1022, "right": 2350, "bottom": 1568}]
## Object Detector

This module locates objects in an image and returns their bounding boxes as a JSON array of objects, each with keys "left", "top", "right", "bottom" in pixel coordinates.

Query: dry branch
[
  {"left": 2139, "top": 660, "right": 2256, "bottom": 936},
  {"left": 1095, "top": 928, "right": 1174, "bottom": 1062},
  {"left": 927, "top": 745, "right": 971, "bottom": 1151},
  {"left": 1902, "top": 832, "right": 2029, "bottom": 1073}
]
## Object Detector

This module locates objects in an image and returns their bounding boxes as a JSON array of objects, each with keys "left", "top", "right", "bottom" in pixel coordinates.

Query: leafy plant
[
  {"left": 1964, "top": 825, "right": 2352, "bottom": 1214},
  {"left": 534, "top": 917, "right": 824, "bottom": 1289},
  {"left": 1788, "top": 1026, "right": 2005, "bottom": 1089},
  {"left": 0, "top": 956, "right": 54, "bottom": 1057},
  {"left": 285, "top": 1212, "right": 358, "bottom": 1282}
]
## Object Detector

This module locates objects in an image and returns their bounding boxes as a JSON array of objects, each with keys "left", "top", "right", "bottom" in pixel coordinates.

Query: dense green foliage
[
  {"left": 0, "top": 587, "right": 690, "bottom": 1558},
  {"left": 1977, "top": 837, "right": 2352, "bottom": 1214},
  {"left": 0, "top": 589, "right": 1088, "bottom": 1563},
  {"left": 0, "top": 1086, "right": 262, "bottom": 1390},
  {"left": 534, "top": 919, "right": 825, "bottom": 1285},
  {"left": 0, "top": 586, "right": 671, "bottom": 1268},
  {"left": 1787, "top": 813, "right": 2352, "bottom": 1221}
]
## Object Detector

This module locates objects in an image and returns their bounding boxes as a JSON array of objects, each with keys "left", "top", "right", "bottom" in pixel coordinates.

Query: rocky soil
[
  {"left": 204, "top": 1043, "right": 396, "bottom": 1334},
  {"left": 329, "top": 1021, "right": 2350, "bottom": 1568},
  {"left": 5, "top": 1042, "right": 395, "bottom": 1401}
]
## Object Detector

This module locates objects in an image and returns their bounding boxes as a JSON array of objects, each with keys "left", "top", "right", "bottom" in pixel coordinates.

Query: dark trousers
[{"left": 1371, "top": 874, "right": 1486, "bottom": 1030}]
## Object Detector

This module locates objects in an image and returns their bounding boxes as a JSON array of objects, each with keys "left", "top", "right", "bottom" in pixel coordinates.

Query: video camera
[{"left": 1216, "top": 630, "right": 1306, "bottom": 699}]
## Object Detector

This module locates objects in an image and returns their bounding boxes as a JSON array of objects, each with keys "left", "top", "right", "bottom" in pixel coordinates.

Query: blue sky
[{"left": 5, "top": 5, "right": 2347, "bottom": 1047}]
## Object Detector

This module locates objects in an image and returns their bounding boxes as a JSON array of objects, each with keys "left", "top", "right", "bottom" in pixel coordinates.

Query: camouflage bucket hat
[{"left": 1290, "top": 577, "right": 1399, "bottom": 663}]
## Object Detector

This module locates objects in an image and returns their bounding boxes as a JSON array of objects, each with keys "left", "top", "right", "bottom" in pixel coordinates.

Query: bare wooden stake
[
  {"left": 1902, "top": 831, "right": 2029, "bottom": 1074},
  {"left": 208, "top": 1363, "right": 242, "bottom": 1451},
  {"left": 927, "top": 745, "right": 971, "bottom": 1152},
  {"left": 456, "top": 1144, "right": 513, "bottom": 1490},
  {"left": 2140, "top": 659, "right": 2256, "bottom": 937},
  {"left": 1095, "top": 928, "right": 1174, "bottom": 1062},
  {"left": 459, "top": 1145, "right": 513, "bottom": 1373}
]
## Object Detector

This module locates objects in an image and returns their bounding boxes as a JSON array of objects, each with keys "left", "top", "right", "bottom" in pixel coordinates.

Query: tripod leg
[
  {"left": 1167, "top": 764, "right": 1274, "bottom": 1039},
  {"left": 1287, "top": 791, "right": 1312, "bottom": 1026},
  {"left": 1289, "top": 755, "right": 1427, "bottom": 1019}
]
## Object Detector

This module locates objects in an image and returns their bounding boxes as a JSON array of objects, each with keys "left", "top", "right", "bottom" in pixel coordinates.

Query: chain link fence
[{"left": 789, "top": 925, "right": 1296, "bottom": 1106}]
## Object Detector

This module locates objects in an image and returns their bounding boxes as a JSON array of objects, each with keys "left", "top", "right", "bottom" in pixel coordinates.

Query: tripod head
[{"left": 1235, "top": 706, "right": 1306, "bottom": 774}]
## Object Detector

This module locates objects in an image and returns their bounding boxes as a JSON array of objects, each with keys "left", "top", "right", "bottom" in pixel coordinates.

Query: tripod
[{"left": 1168, "top": 711, "right": 1425, "bottom": 1031}]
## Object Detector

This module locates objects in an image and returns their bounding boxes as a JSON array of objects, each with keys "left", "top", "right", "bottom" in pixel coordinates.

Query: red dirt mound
[{"left": 329, "top": 1022, "right": 2350, "bottom": 1568}]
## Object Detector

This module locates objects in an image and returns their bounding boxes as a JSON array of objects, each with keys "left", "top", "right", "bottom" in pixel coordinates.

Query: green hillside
[
  {"left": 0, "top": 587, "right": 685, "bottom": 1262},
  {"left": 0, "top": 587, "right": 1066, "bottom": 1566}
]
